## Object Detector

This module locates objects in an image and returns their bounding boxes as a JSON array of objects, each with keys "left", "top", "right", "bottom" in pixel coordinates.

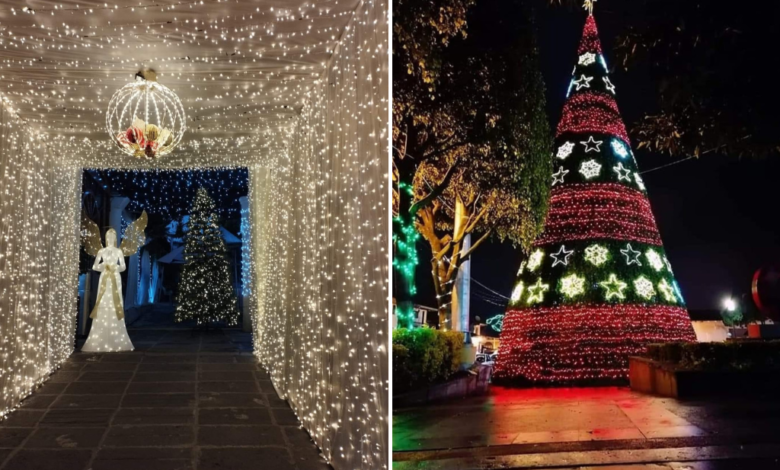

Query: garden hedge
[
  {"left": 644, "top": 340, "right": 780, "bottom": 371},
  {"left": 392, "top": 328, "right": 463, "bottom": 394}
]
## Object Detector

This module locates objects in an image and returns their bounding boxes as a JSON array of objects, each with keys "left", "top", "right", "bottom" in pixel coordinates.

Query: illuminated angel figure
[{"left": 81, "top": 211, "right": 147, "bottom": 352}]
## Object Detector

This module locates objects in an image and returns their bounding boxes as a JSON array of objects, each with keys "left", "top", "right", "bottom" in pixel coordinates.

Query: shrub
[
  {"left": 642, "top": 340, "right": 780, "bottom": 371},
  {"left": 392, "top": 328, "right": 464, "bottom": 394},
  {"left": 646, "top": 342, "right": 683, "bottom": 364}
]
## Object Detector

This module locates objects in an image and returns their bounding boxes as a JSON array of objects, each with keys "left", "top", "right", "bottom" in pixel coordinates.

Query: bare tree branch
[
  {"left": 459, "top": 229, "right": 492, "bottom": 262},
  {"left": 410, "top": 159, "right": 460, "bottom": 216}
]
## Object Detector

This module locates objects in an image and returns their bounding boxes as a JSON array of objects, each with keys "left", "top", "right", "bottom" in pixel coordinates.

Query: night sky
[{"left": 411, "top": 0, "right": 780, "bottom": 317}]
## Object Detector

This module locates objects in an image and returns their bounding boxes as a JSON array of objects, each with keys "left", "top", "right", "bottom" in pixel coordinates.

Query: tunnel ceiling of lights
[
  {"left": 0, "top": 0, "right": 357, "bottom": 139},
  {"left": 85, "top": 168, "right": 248, "bottom": 219}
]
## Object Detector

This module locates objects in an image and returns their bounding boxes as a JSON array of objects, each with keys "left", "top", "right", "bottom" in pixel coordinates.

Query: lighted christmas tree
[
  {"left": 175, "top": 187, "right": 239, "bottom": 326},
  {"left": 494, "top": 6, "right": 696, "bottom": 384}
]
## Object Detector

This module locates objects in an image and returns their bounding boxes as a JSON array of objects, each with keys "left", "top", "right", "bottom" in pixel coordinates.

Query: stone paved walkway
[
  {"left": 394, "top": 386, "right": 780, "bottom": 469},
  {"left": 0, "top": 329, "right": 330, "bottom": 470}
]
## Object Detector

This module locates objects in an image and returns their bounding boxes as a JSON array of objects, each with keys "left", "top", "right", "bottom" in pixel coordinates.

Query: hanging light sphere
[{"left": 106, "top": 69, "right": 186, "bottom": 159}]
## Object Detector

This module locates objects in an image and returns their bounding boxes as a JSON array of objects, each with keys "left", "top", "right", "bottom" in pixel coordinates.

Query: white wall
[
  {"left": 692, "top": 320, "right": 729, "bottom": 343},
  {"left": 251, "top": 0, "right": 389, "bottom": 467}
]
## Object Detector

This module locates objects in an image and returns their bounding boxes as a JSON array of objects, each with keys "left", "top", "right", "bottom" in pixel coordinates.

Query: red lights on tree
[
  {"left": 535, "top": 184, "right": 662, "bottom": 246},
  {"left": 494, "top": 11, "right": 696, "bottom": 384},
  {"left": 557, "top": 93, "right": 629, "bottom": 144},
  {"left": 577, "top": 15, "right": 602, "bottom": 55}
]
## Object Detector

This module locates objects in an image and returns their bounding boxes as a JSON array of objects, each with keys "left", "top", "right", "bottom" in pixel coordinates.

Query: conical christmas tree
[
  {"left": 175, "top": 187, "right": 239, "bottom": 326},
  {"left": 494, "top": 11, "right": 696, "bottom": 384}
]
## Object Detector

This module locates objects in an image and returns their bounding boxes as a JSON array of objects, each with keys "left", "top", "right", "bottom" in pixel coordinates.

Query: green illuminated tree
[
  {"left": 392, "top": 0, "right": 476, "bottom": 329},
  {"left": 394, "top": 0, "right": 552, "bottom": 330},
  {"left": 175, "top": 188, "right": 239, "bottom": 326}
]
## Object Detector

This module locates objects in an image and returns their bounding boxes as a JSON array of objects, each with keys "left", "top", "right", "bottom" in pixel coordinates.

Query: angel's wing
[
  {"left": 120, "top": 210, "right": 148, "bottom": 256},
  {"left": 81, "top": 212, "right": 103, "bottom": 257}
]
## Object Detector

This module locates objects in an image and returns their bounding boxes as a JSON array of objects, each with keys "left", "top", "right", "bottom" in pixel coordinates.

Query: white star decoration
[
  {"left": 552, "top": 166, "right": 569, "bottom": 186},
  {"left": 579, "top": 159, "right": 602, "bottom": 179},
  {"left": 603, "top": 76, "right": 616, "bottom": 93},
  {"left": 550, "top": 245, "right": 574, "bottom": 267},
  {"left": 620, "top": 243, "right": 642, "bottom": 266},
  {"left": 613, "top": 162, "right": 632, "bottom": 182},
  {"left": 557, "top": 141, "right": 575, "bottom": 160},
  {"left": 573, "top": 74, "right": 593, "bottom": 90},
  {"left": 579, "top": 52, "right": 596, "bottom": 66},
  {"left": 580, "top": 136, "right": 603, "bottom": 153}
]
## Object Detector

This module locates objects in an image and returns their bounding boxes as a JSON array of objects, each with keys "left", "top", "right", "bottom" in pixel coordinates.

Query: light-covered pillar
[
  {"left": 139, "top": 250, "right": 151, "bottom": 305},
  {"left": 239, "top": 196, "right": 252, "bottom": 333},
  {"left": 109, "top": 197, "right": 130, "bottom": 238},
  {"left": 451, "top": 233, "right": 471, "bottom": 341}
]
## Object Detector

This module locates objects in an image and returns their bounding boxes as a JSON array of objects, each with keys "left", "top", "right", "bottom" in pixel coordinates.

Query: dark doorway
[{"left": 78, "top": 168, "right": 250, "bottom": 339}]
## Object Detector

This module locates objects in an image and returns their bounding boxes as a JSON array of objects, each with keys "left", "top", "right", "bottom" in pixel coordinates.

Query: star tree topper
[{"left": 583, "top": 0, "right": 597, "bottom": 15}]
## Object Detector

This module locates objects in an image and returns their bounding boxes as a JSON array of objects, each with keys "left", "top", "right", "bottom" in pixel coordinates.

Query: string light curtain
[
  {"left": 0, "top": 101, "right": 82, "bottom": 418},
  {"left": 251, "top": 0, "right": 389, "bottom": 467}
]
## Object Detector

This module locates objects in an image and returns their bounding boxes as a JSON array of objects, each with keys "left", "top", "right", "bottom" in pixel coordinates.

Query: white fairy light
[
  {"left": 578, "top": 52, "right": 596, "bottom": 66},
  {"left": 602, "top": 76, "right": 616, "bottom": 94},
  {"left": 510, "top": 282, "right": 525, "bottom": 303},
  {"left": 106, "top": 71, "right": 186, "bottom": 159},
  {"left": 584, "top": 244, "right": 609, "bottom": 266},
  {"left": 559, "top": 274, "right": 585, "bottom": 298},
  {"left": 572, "top": 74, "right": 593, "bottom": 90},
  {"left": 580, "top": 136, "right": 603, "bottom": 153},
  {"left": 0, "top": 1, "right": 389, "bottom": 469},
  {"left": 634, "top": 276, "right": 656, "bottom": 300},
  {"left": 552, "top": 166, "right": 569, "bottom": 186},
  {"left": 527, "top": 249, "right": 545, "bottom": 272},
  {"left": 611, "top": 139, "right": 629, "bottom": 158},
  {"left": 579, "top": 159, "right": 602, "bottom": 179},
  {"left": 613, "top": 162, "right": 632, "bottom": 182},
  {"left": 556, "top": 141, "right": 575, "bottom": 159},
  {"left": 645, "top": 248, "right": 665, "bottom": 272},
  {"left": 550, "top": 245, "right": 574, "bottom": 267}
]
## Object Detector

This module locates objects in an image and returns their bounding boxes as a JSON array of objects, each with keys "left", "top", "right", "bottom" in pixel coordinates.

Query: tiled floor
[
  {"left": 0, "top": 329, "right": 330, "bottom": 470},
  {"left": 394, "top": 386, "right": 780, "bottom": 468}
]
